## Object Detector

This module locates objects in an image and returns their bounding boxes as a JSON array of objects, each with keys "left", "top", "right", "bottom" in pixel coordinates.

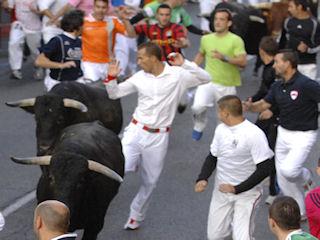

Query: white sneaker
[
  {"left": 124, "top": 218, "right": 141, "bottom": 230},
  {"left": 0, "top": 212, "right": 5, "bottom": 231},
  {"left": 11, "top": 70, "right": 22, "bottom": 80},
  {"left": 34, "top": 67, "right": 44, "bottom": 80},
  {"left": 265, "top": 195, "right": 277, "bottom": 205}
]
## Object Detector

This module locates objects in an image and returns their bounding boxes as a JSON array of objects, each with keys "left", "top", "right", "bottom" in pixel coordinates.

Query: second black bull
[{"left": 6, "top": 82, "right": 123, "bottom": 155}]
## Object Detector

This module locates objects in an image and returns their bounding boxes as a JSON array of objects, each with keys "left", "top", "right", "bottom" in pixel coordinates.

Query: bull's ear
[{"left": 5, "top": 98, "right": 36, "bottom": 114}]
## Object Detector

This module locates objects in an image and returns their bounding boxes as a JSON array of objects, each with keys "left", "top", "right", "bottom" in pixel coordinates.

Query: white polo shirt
[
  {"left": 211, "top": 119, "right": 274, "bottom": 187},
  {"left": 105, "top": 60, "right": 211, "bottom": 128}
]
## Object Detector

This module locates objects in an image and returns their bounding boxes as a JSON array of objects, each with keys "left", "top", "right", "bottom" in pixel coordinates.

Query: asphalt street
[{"left": 0, "top": 2, "right": 320, "bottom": 240}]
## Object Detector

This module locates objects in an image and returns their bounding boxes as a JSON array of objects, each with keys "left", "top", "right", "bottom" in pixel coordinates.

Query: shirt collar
[
  {"left": 51, "top": 233, "right": 77, "bottom": 240},
  {"left": 281, "top": 71, "right": 299, "bottom": 86},
  {"left": 285, "top": 229, "right": 303, "bottom": 240},
  {"left": 143, "top": 62, "right": 172, "bottom": 78},
  {"left": 62, "top": 32, "right": 77, "bottom": 40}
]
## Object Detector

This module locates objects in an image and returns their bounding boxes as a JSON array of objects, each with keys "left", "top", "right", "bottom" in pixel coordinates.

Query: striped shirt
[
  {"left": 306, "top": 187, "right": 320, "bottom": 239},
  {"left": 135, "top": 23, "right": 186, "bottom": 61}
]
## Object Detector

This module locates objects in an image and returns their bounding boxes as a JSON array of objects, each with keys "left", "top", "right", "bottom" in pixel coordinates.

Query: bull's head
[
  {"left": 11, "top": 155, "right": 123, "bottom": 183},
  {"left": 6, "top": 96, "right": 88, "bottom": 155}
]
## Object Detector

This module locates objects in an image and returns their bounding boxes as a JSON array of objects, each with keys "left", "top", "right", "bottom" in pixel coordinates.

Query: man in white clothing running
[{"left": 104, "top": 42, "right": 211, "bottom": 230}]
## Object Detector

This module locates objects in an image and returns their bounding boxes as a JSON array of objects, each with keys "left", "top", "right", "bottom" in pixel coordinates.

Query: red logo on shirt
[{"left": 290, "top": 90, "right": 299, "bottom": 100}]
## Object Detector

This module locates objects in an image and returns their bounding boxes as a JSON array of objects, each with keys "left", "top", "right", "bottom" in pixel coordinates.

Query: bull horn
[
  {"left": 6, "top": 98, "right": 36, "bottom": 107},
  {"left": 11, "top": 156, "right": 51, "bottom": 165},
  {"left": 88, "top": 160, "right": 123, "bottom": 183},
  {"left": 249, "top": 15, "right": 265, "bottom": 24},
  {"left": 63, "top": 99, "right": 88, "bottom": 112}
]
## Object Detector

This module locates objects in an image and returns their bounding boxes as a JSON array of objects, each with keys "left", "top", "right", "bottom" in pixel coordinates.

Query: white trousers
[
  {"left": 82, "top": 61, "right": 109, "bottom": 82},
  {"left": 191, "top": 82, "right": 236, "bottom": 132},
  {"left": 8, "top": 21, "right": 41, "bottom": 71},
  {"left": 275, "top": 126, "right": 317, "bottom": 215},
  {"left": 122, "top": 123, "right": 169, "bottom": 221},
  {"left": 298, "top": 64, "right": 317, "bottom": 80},
  {"left": 207, "top": 188, "right": 262, "bottom": 240}
]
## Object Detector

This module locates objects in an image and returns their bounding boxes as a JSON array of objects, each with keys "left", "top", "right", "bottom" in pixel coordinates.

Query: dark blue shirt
[
  {"left": 264, "top": 71, "right": 320, "bottom": 131},
  {"left": 40, "top": 33, "right": 83, "bottom": 81}
]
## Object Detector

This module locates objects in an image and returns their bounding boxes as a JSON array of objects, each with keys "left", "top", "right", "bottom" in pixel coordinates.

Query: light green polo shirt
[
  {"left": 200, "top": 32, "right": 246, "bottom": 87},
  {"left": 143, "top": 1, "right": 193, "bottom": 26}
]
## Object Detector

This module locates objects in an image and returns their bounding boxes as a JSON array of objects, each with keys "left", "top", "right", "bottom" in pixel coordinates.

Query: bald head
[{"left": 34, "top": 200, "right": 70, "bottom": 233}]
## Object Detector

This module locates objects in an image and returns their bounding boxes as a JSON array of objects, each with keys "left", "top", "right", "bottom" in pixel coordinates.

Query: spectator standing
[
  {"left": 33, "top": 200, "right": 77, "bottom": 240},
  {"left": 243, "top": 49, "right": 320, "bottom": 218},
  {"left": 104, "top": 42, "right": 211, "bottom": 230},
  {"left": 191, "top": 8, "right": 247, "bottom": 141},
  {"left": 250, "top": 36, "right": 280, "bottom": 205},
  {"left": 81, "top": 0, "right": 135, "bottom": 82},
  {"left": 35, "top": 10, "right": 84, "bottom": 91},
  {"left": 7, "top": 0, "right": 43, "bottom": 80},
  {"left": 125, "top": 4, "right": 189, "bottom": 62},
  {"left": 269, "top": 196, "right": 318, "bottom": 240},
  {"left": 305, "top": 158, "right": 320, "bottom": 239},
  {"left": 279, "top": 0, "right": 320, "bottom": 80},
  {"left": 194, "top": 95, "right": 274, "bottom": 240}
]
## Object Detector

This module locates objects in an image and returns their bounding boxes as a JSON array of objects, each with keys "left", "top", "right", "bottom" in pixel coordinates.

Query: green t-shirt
[
  {"left": 200, "top": 32, "right": 246, "bottom": 87},
  {"left": 286, "top": 230, "right": 318, "bottom": 240},
  {"left": 143, "top": 1, "right": 192, "bottom": 26}
]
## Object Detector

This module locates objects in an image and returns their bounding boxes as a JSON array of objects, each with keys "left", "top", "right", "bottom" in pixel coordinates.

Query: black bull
[
  {"left": 12, "top": 121, "right": 125, "bottom": 240},
  {"left": 210, "top": 2, "right": 268, "bottom": 55},
  {"left": 6, "top": 82, "right": 123, "bottom": 155}
]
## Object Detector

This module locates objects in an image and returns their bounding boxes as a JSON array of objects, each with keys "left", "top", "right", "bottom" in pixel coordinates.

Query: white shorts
[
  {"left": 44, "top": 75, "right": 85, "bottom": 91},
  {"left": 298, "top": 64, "right": 317, "bottom": 80},
  {"left": 82, "top": 61, "right": 109, "bottom": 82}
]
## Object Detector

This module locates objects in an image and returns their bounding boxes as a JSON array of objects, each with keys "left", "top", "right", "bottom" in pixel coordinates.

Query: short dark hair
[
  {"left": 278, "top": 49, "right": 299, "bottom": 69},
  {"left": 217, "top": 95, "right": 242, "bottom": 117},
  {"left": 61, "top": 10, "right": 84, "bottom": 32},
  {"left": 94, "top": 0, "right": 109, "bottom": 4},
  {"left": 156, "top": 3, "right": 171, "bottom": 13},
  {"left": 259, "top": 36, "right": 278, "bottom": 56},
  {"left": 138, "top": 42, "right": 162, "bottom": 61},
  {"left": 289, "top": 0, "right": 310, "bottom": 11},
  {"left": 214, "top": 8, "right": 233, "bottom": 21},
  {"left": 269, "top": 196, "right": 301, "bottom": 230}
]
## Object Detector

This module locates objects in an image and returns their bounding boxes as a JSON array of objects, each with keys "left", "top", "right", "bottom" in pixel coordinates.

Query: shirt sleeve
[
  {"left": 248, "top": 127, "right": 274, "bottom": 165},
  {"left": 199, "top": 36, "right": 206, "bottom": 55},
  {"left": 307, "top": 20, "right": 320, "bottom": 54},
  {"left": 179, "top": 60, "right": 211, "bottom": 89},
  {"left": 304, "top": 78, "right": 320, "bottom": 103},
  {"left": 7, "top": 0, "right": 14, "bottom": 8},
  {"left": 174, "top": 24, "right": 187, "bottom": 39},
  {"left": 143, "top": 2, "right": 157, "bottom": 18},
  {"left": 104, "top": 75, "right": 137, "bottom": 99},
  {"left": 40, "top": 37, "right": 60, "bottom": 59},
  {"left": 38, "top": 0, "right": 56, "bottom": 11},
  {"left": 233, "top": 36, "right": 246, "bottom": 56},
  {"left": 114, "top": 18, "right": 126, "bottom": 35},
  {"left": 210, "top": 125, "right": 221, "bottom": 157}
]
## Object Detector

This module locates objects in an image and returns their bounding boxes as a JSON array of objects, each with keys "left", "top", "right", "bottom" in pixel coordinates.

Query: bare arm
[
  {"left": 212, "top": 51, "right": 247, "bottom": 68},
  {"left": 243, "top": 98, "right": 271, "bottom": 113},
  {"left": 49, "top": 3, "right": 73, "bottom": 24},
  {"left": 193, "top": 52, "right": 204, "bottom": 66},
  {"left": 118, "top": 7, "right": 138, "bottom": 38},
  {"left": 35, "top": 53, "right": 76, "bottom": 69}
]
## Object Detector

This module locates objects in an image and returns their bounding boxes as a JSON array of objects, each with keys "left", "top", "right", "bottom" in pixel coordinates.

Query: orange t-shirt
[{"left": 82, "top": 15, "right": 126, "bottom": 63}]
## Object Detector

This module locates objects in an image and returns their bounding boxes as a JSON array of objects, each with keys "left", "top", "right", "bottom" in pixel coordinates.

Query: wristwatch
[{"left": 222, "top": 55, "right": 230, "bottom": 62}]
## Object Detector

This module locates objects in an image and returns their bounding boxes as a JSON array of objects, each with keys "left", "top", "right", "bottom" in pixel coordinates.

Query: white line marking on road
[{"left": 2, "top": 190, "right": 36, "bottom": 217}]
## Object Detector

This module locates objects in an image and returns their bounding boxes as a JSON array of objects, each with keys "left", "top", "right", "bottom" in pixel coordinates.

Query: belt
[{"left": 131, "top": 118, "right": 170, "bottom": 133}]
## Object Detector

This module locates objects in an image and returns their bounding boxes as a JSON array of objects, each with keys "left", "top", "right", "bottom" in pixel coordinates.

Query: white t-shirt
[
  {"left": 210, "top": 119, "right": 274, "bottom": 187},
  {"left": 38, "top": 0, "right": 68, "bottom": 28},
  {"left": 8, "top": 0, "right": 42, "bottom": 32}
]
